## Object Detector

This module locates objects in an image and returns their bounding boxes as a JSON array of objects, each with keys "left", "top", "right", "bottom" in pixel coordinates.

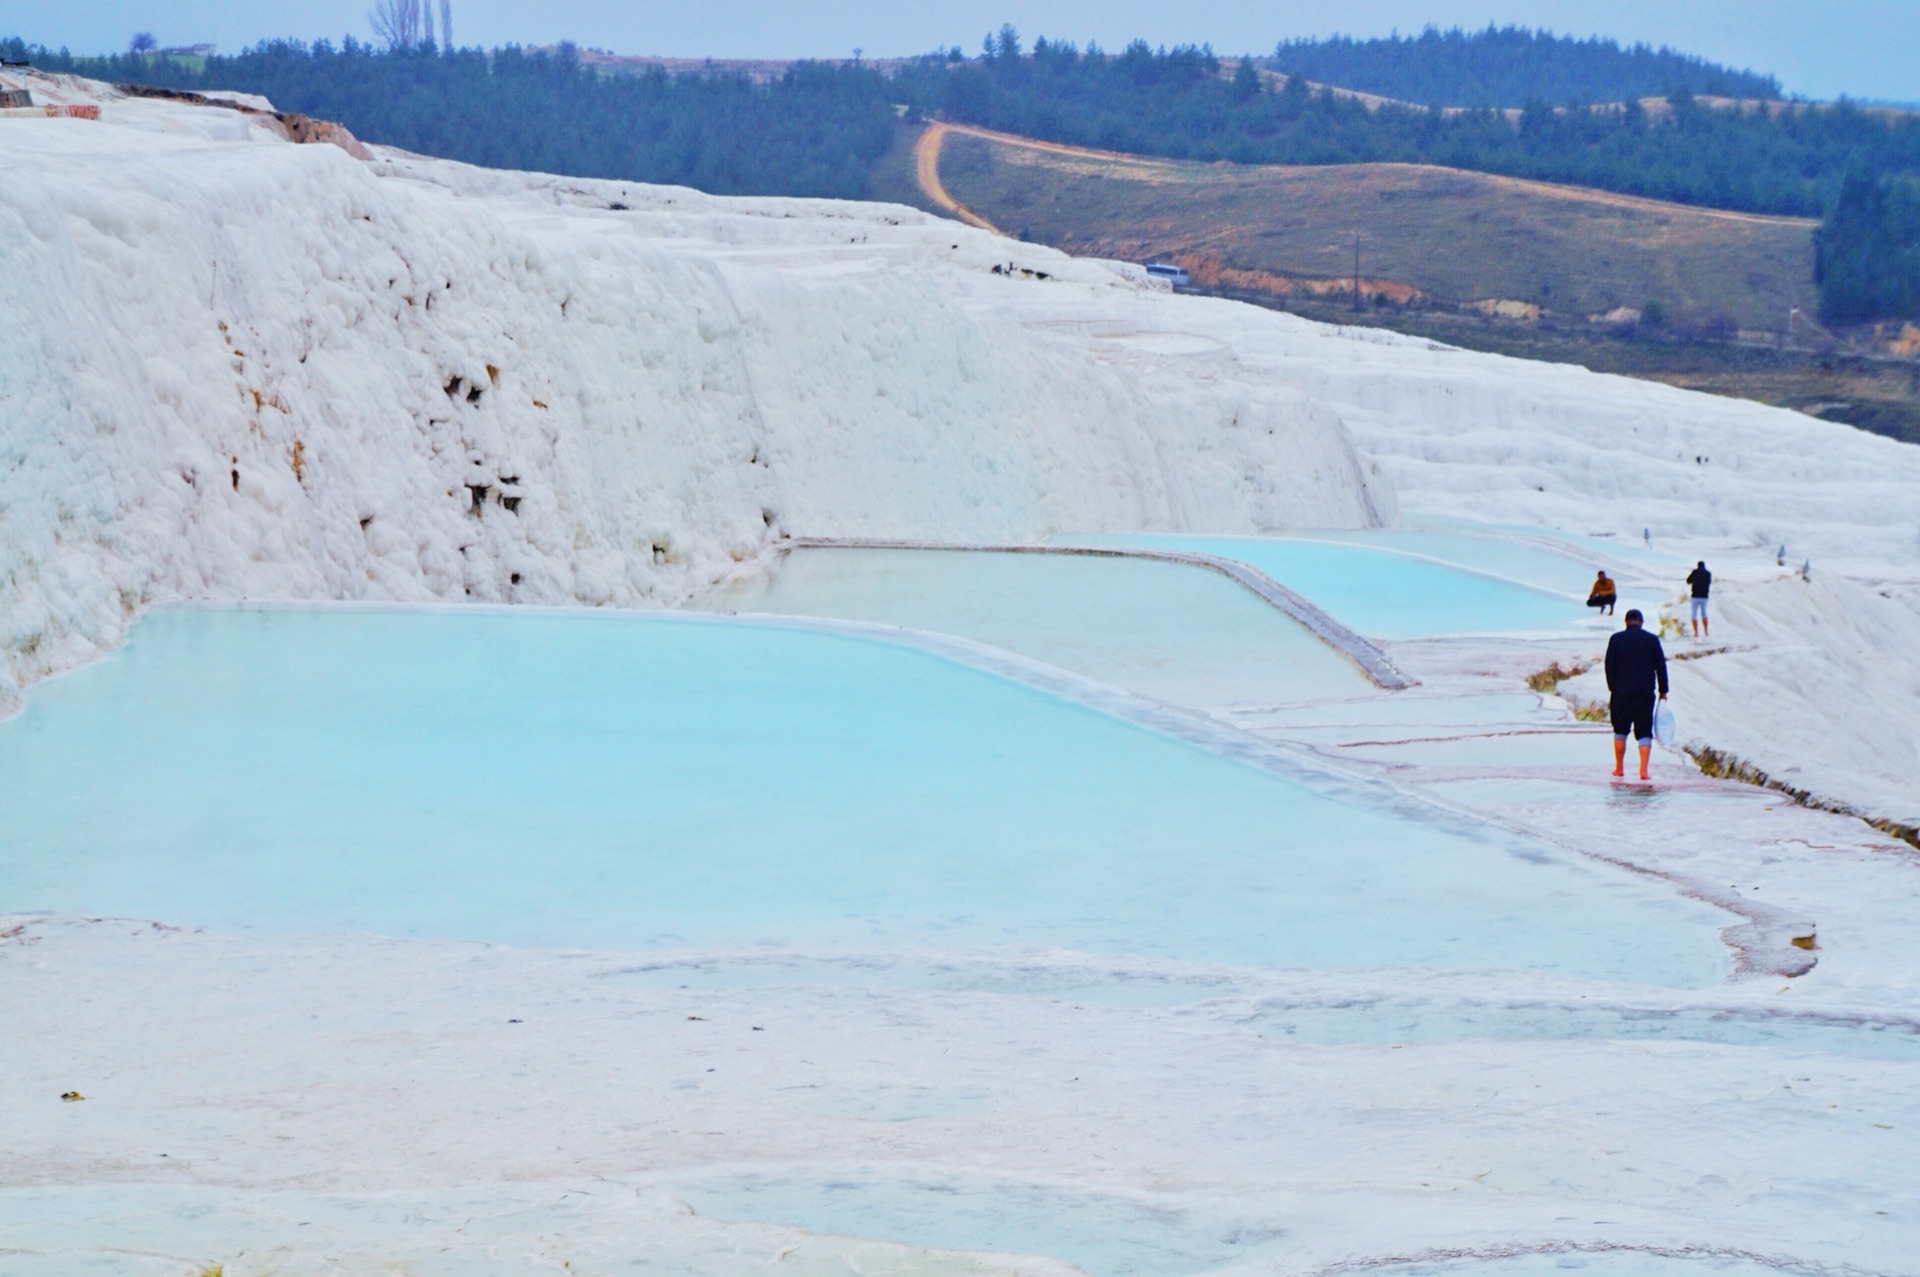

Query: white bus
[{"left": 1143, "top": 262, "right": 1190, "bottom": 289}]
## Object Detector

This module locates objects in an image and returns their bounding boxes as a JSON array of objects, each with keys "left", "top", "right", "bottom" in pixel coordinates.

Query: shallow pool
[
  {"left": 0, "top": 606, "right": 1732, "bottom": 983},
  {"left": 0, "top": 1181, "right": 1794, "bottom": 1277},
  {"left": 1409, "top": 513, "right": 1678, "bottom": 569},
  {"left": 669, "top": 1171, "right": 1813, "bottom": 1277},
  {"left": 1237, "top": 998, "right": 1920, "bottom": 1059},
  {"left": 1365, "top": 1255, "right": 1791, "bottom": 1277},
  {"left": 1268, "top": 528, "right": 1605, "bottom": 595},
  {"left": 691, "top": 546, "right": 1375, "bottom": 709},
  {"left": 1057, "top": 533, "right": 1590, "bottom": 638},
  {"left": 670, "top": 1168, "right": 1284, "bottom": 1277}
]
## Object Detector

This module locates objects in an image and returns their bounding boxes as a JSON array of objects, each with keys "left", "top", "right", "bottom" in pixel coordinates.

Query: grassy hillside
[
  {"left": 893, "top": 124, "right": 1920, "bottom": 442},
  {"left": 885, "top": 40, "right": 1920, "bottom": 219},
  {"left": 934, "top": 126, "right": 1814, "bottom": 330}
]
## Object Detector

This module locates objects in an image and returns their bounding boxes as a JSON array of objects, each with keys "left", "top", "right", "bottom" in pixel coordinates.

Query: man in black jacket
[
  {"left": 1604, "top": 608, "right": 1669, "bottom": 780},
  {"left": 1686, "top": 561, "right": 1712, "bottom": 638}
]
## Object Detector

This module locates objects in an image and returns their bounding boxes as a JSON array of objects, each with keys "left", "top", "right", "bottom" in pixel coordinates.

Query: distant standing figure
[
  {"left": 1586, "top": 571, "right": 1617, "bottom": 616},
  {"left": 1686, "top": 560, "right": 1712, "bottom": 638},
  {"left": 1605, "top": 608, "right": 1669, "bottom": 781}
]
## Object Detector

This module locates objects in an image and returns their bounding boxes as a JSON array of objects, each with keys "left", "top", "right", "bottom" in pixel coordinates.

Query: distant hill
[
  {"left": 895, "top": 122, "right": 1920, "bottom": 442},
  {"left": 11, "top": 29, "right": 1914, "bottom": 325},
  {"left": 883, "top": 38, "right": 1919, "bottom": 220},
  {"left": 916, "top": 123, "right": 1815, "bottom": 333},
  {"left": 1268, "top": 26, "right": 1782, "bottom": 108}
]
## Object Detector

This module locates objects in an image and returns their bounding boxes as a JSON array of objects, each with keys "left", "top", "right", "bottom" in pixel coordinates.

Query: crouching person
[{"left": 1587, "top": 571, "right": 1617, "bottom": 616}]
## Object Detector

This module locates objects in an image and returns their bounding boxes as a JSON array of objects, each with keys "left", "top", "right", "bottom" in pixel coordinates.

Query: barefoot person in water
[
  {"left": 1686, "top": 561, "right": 1712, "bottom": 638},
  {"left": 1604, "top": 608, "right": 1669, "bottom": 781}
]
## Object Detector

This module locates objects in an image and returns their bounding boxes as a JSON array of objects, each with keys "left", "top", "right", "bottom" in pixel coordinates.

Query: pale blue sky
[{"left": 7, "top": 1, "right": 1915, "bottom": 101}]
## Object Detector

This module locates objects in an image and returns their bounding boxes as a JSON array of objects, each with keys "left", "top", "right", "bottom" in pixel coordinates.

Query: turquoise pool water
[
  {"left": 1267, "top": 529, "right": 1604, "bottom": 595},
  {"left": 671, "top": 1169, "right": 1284, "bottom": 1277},
  {"left": 1408, "top": 513, "right": 1677, "bottom": 568},
  {"left": 0, "top": 1180, "right": 1798, "bottom": 1277},
  {"left": 1058, "top": 533, "right": 1591, "bottom": 638},
  {"left": 1239, "top": 1000, "right": 1919, "bottom": 1058},
  {"left": 0, "top": 606, "right": 1731, "bottom": 982},
  {"left": 1366, "top": 1256, "right": 1791, "bottom": 1277},
  {"left": 691, "top": 546, "right": 1375, "bottom": 709},
  {"left": 673, "top": 1170, "right": 1802, "bottom": 1277}
]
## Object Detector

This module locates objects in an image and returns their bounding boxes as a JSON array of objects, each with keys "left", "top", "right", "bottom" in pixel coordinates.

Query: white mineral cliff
[{"left": 0, "top": 71, "right": 1389, "bottom": 705}]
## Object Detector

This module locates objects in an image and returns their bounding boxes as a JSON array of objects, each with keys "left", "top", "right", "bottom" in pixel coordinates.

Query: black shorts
[
  {"left": 1587, "top": 593, "right": 1616, "bottom": 610},
  {"left": 1611, "top": 692, "right": 1655, "bottom": 742}
]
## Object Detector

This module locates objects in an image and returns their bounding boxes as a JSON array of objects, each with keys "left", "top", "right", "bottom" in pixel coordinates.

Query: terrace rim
[{"left": 785, "top": 537, "right": 1417, "bottom": 691}]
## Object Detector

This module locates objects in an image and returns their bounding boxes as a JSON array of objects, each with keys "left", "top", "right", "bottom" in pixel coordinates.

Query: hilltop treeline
[
  {"left": 9, "top": 31, "right": 1917, "bottom": 322},
  {"left": 1267, "top": 26, "right": 1782, "bottom": 108},
  {"left": 888, "top": 34, "right": 1920, "bottom": 220},
  {"left": 16, "top": 32, "right": 1912, "bottom": 219},
  {"left": 4, "top": 37, "right": 895, "bottom": 199}
]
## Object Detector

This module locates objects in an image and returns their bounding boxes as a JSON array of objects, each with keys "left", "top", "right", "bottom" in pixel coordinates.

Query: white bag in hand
[{"left": 1653, "top": 699, "right": 1676, "bottom": 747}]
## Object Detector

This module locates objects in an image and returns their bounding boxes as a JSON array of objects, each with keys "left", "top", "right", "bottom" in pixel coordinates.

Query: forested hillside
[
  {"left": 1267, "top": 26, "right": 1781, "bottom": 108},
  {"left": 3, "top": 37, "right": 895, "bottom": 199},
  {"left": 14, "top": 32, "right": 1914, "bottom": 218},
  {"left": 6, "top": 30, "right": 1915, "bottom": 322},
  {"left": 886, "top": 34, "right": 1919, "bottom": 220},
  {"left": 1815, "top": 172, "right": 1920, "bottom": 325}
]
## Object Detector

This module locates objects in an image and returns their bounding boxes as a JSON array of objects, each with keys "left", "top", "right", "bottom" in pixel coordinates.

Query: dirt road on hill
[
  {"left": 918, "top": 119, "right": 1815, "bottom": 230},
  {"left": 913, "top": 123, "right": 1002, "bottom": 234}
]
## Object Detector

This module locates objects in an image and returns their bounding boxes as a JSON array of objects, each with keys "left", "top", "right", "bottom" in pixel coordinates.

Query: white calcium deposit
[
  {"left": 6, "top": 70, "right": 1920, "bottom": 1277},
  {"left": 6, "top": 70, "right": 1920, "bottom": 831},
  {"left": 0, "top": 70, "right": 1388, "bottom": 707}
]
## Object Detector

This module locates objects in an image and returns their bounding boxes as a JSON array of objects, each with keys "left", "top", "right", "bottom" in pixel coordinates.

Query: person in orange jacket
[{"left": 1586, "top": 571, "right": 1617, "bottom": 616}]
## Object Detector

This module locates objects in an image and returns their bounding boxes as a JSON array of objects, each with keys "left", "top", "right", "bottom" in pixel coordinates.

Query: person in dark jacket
[
  {"left": 1686, "top": 561, "right": 1712, "bottom": 638},
  {"left": 1604, "top": 608, "right": 1669, "bottom": 780}
]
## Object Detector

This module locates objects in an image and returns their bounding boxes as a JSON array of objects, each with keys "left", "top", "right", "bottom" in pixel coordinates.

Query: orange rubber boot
[
  {"left": 1612, "top": 739, "right": 1626, "bottom": 778},
  {"left": 1638, "top": 743, "right": 1652, "bottom": 781}
]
